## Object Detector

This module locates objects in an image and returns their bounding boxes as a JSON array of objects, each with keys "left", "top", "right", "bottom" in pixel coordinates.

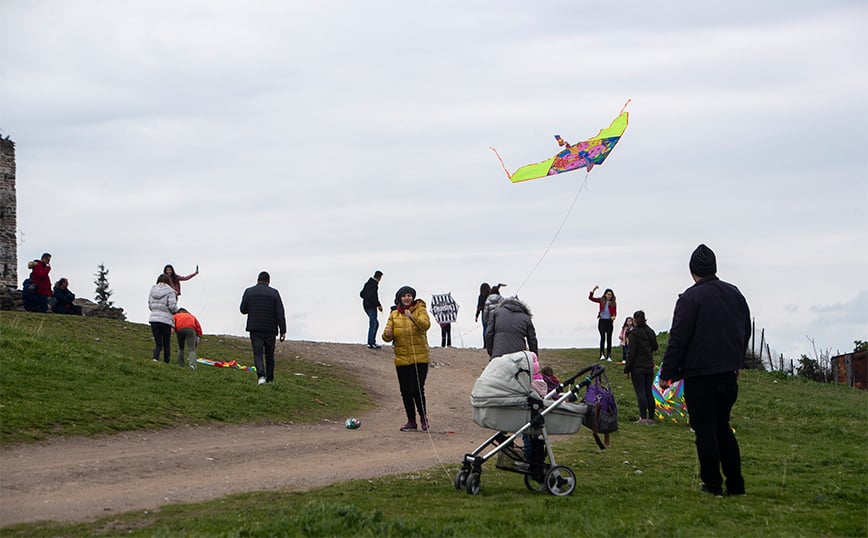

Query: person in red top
[
  {"left": 163, "top": 264, "right": 199, "bottom": 296},
  {"left": 173, "top": 308, "right": 203, "bottom": 369},
  {"left": 588, "top": 285, "right": 617, "bottom": 361},
  {"left": 28, "top": 253, "right": 52, "bottom": 313}
]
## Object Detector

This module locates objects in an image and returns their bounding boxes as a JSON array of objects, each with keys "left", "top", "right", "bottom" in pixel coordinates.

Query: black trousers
[
  {"left": 683, "top": 371, "right": 744, "bottom": 494},
  {"left": 598, "top": 318, "right": 613, "bottom": 357},
  {"left": 396, "top": 363, "right": 428, "bottom": 422},
  {"left": 250, "top": 331, "right": 276, "bottom": 381},
  {"left": 440, "top": 323, "right": 451, "bottom": 347},
  {"left": 150, "top": 322, "right": 172, "bottom": 362},
  {"left": 630, "top": 368, "right": 656, "bottom": 419}
]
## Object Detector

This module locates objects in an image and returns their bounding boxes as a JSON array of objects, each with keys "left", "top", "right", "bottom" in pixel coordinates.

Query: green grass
[
  {"left": 0, "top": 311, "right": 372, "bottom": 442},
  {"left": 2, "top": 312, "right": 866, "bottom": 537}
]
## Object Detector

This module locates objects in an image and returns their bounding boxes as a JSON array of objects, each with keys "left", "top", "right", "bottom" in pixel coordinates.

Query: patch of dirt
[{"left": 0, "top": 341, "right": 496, "bottom": 526}]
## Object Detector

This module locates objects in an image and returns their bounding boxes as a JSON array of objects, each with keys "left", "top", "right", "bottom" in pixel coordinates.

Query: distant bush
[{"left": 797, "top": 354, "right": 831, "bottom": 383}]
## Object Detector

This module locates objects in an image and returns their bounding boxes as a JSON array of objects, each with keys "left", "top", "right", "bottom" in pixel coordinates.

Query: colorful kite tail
[{"left": 489, "top": 146, "right": 513, "bottom": 179}]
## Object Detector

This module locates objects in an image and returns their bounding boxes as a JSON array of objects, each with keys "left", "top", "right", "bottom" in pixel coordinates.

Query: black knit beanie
[
  {"left": 689, "top": 244, "right": 717, "bottom": 277},
  {"left": 395, "top": 286, "right": 417, "bottom": 305}
]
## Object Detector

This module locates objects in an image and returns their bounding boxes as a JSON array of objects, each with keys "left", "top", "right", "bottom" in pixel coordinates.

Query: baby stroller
[{"left": 454, "top": 351, "right": 604, "bottom": 496}]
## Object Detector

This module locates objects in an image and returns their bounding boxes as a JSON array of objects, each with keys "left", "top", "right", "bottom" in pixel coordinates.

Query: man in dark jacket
[
  {"left": 240, "top": 271, "right": 287, "bottom": 385},
  {"left": 484, "top": 296, "right": 539, "bottom": 359},
  {"left": 360, "top": 270, "right": 383, "bottom": 349},
  {"left": 659, "top": 244, "right": 751, "bottom": 497}
]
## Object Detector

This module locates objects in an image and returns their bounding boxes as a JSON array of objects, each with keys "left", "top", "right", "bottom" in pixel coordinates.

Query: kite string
[{"left": 514, "top": 171, "right": 590, "bottom": 296}]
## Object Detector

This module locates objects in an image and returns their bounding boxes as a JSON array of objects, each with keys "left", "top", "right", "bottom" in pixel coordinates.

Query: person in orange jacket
[{"left": 173, "top": 308, "right": 203, "bottom": 369}]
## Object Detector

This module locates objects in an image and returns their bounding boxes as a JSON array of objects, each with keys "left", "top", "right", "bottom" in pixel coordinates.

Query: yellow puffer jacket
[{"left": 382, "top": 299, "right": 431, "bottom": 367}]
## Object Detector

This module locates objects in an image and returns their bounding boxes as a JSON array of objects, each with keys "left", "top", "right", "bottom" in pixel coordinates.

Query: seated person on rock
[{"left": 51, "top": 278, "right": 83, "bottom": 315}]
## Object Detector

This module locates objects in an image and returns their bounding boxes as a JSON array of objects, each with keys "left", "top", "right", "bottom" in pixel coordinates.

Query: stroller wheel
[
  {"left": 465, "top": 473, "right": 481, "bottom": 495},
  {"left": 454, "top": 469, "right": 468, "bottom": 490},
  {"left": 544, "top": 465, "right": 576, "bottom": 496}
]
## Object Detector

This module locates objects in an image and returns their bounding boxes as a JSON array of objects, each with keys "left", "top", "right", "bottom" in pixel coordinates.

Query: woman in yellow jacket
[{"left": 382, "top": 285, "right": 431, "bottom": 431}]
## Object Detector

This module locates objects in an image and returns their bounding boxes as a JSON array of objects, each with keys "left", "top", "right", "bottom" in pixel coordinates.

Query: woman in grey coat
[
  {"left": 484, "top": 296, "right": 539, "bottom": 359},
  {"left": 149, "top": 274, "right": 178, "bottom": 363}
]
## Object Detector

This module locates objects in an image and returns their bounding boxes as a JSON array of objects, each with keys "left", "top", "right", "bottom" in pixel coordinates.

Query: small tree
[
  {"left": 94, "top": 263, "right": 114, "bottom": 307},
  {"left": 854, "top": 340, "right": 868, "bottom": 353}
]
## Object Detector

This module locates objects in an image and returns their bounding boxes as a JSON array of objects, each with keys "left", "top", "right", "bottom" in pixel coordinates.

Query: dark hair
[
  {"left": 479, "top": 282, "right": 491, "bottom": 296},
  {"left": 633, "top": 310, "right": 646, "bottom": 327},
  {"left": 257, "top": 271, "right": 270, "bottom": 283},
  {"left": 374, "top": 270, "right": 383, "bottom": 279},
  {"left": 177, "top": 307, "right": 189, "bottom": 314},
  {"left": 41, "top": 252, "right": 52, "bottom": 260},
  {"left": 541, "top": 365, "right": 554, "bottom": 376},
  {"left": 156, "top": 274, "right": 171, "bottom": 285},
  {"left": 55, "top": 277, "right": 68, "bottom": 287}
]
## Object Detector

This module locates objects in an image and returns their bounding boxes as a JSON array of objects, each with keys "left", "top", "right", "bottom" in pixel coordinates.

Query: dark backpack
[{"left": 583, "top": 365, "right": 618, "bottom": 449}]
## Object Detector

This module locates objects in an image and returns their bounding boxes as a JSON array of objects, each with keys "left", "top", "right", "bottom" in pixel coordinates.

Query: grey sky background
[{"left": 2, "top": 1, "right": 866, "bottom": 361}]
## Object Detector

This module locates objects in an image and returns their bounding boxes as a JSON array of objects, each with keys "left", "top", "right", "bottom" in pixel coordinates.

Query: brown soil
[{"left": 0, "top": 341, "right": 497, "bottom": 526}]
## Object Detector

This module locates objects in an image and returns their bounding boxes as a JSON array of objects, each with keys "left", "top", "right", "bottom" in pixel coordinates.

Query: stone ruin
[{"left": 0, "top": 135, "right": 125, "bottom": 320}]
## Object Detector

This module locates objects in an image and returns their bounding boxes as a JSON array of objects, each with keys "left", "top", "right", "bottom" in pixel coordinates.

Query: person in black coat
[
  {"left": 359, "top": 270, "right": 383, "bottom": 349},
  {"left": 624, "top": 310, "right": 657, "bottom": 424},
  {"left": 659, "top": 244, "right": 751, "bottom": 497},
  {"left": 240, "top": 271, "right": 287, "bottom": 385},
  {"left": 51, "top": 278, "right": 83, "bottom": 315}
]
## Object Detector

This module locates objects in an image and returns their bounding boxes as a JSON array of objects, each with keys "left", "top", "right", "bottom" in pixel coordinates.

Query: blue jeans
[{"left": 366, "top": 308, "right": 379, "bottom": 346}]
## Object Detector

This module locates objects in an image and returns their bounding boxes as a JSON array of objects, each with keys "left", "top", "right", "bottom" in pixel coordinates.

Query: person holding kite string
[
  {"left": 588, "top": 285, "right": 617, "bottom": 361},
  {"left": 382, "top": 286, "right": 431, "bottom": 432},
  {"left": 658, "top": 244, "right": 750, "bottom": 497}
]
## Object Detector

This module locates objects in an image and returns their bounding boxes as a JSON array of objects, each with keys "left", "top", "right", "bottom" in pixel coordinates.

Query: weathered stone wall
[{"left": 0, "top": 136, "right": 17, "bottom": 291}]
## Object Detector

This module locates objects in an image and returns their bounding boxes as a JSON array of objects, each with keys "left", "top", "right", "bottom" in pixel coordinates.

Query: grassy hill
[{"left": 1, "top": 311, "right": 866, "bottom": 537}]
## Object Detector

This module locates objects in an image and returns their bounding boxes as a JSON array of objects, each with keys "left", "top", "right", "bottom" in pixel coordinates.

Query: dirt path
[{"left": 0, "top": 342, "right": 495, "bottom": 526}]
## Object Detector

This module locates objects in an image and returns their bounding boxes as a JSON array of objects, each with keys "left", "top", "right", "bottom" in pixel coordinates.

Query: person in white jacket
[{"left": 149, "top": 274, "right": 178, "bottom": 363}]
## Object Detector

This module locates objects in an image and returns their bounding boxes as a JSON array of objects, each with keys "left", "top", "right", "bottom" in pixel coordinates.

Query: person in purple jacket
[{"left": 659, "top": 244, "right": 751, "bottom": 498}]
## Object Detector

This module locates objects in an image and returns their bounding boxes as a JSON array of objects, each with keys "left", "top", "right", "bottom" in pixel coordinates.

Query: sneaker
[
  {"left": 606, "top": 357, "right": 613, "bottom": 362},
  {"left": 400, "top": 422, "right": 417, "bottom": 431},
  {"left": 152, "top": 358, "right": 159, "bottom": 362},
  {"left": 599, "top": 355, "right": 606, "bottom": 361},
  {"left": 189, "top": 364, "right": 197, "bottom": 370},
  {"left": 420, "top": 418, "right": 429, "bottom": 431},
  {"left": 642, "top": 419, "right": 656, "bottom": 425},
  {"left": 257, "top": 377, "right": 266, "bottom": 385},
  {"left": 634, "top": 418, "right": 645, "bottom": 424}
]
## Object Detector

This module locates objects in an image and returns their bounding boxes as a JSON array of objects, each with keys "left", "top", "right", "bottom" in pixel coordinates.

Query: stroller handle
[{"left": 560, "top": 364, "right": 605, "bottom": 392}]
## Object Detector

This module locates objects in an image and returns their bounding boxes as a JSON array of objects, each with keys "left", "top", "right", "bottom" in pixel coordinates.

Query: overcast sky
[{"left": 2, "top": 1, "right": 866, "bottom": 362}]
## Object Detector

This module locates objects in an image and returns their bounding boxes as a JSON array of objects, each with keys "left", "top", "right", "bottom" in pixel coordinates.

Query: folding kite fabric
[
  {"left": 652, "top": 365, "right": 688, "bottom": 424},
  {"left": 491, "top": 104, "right": 629, "bottom": 183},
  {"left": 431, "top": 293, "right": 459, "bottom": 324},
  {"left": 196, "top": 358, "right": 257, "bottom": 372}
]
